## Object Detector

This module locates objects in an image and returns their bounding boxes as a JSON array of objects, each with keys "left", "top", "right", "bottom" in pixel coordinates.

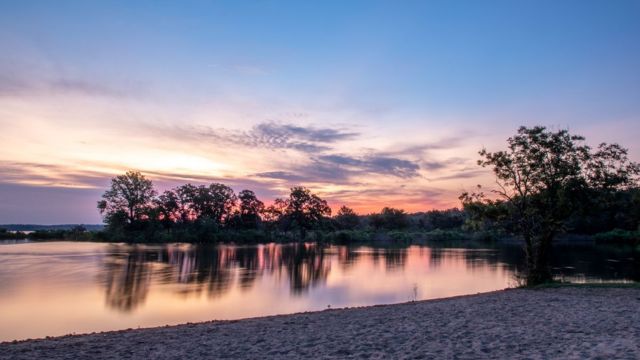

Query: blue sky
[{"left": 1, "top": 0, "right": 639, "bottom": 223}]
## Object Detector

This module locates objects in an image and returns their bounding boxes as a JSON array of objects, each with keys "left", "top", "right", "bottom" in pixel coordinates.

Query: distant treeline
[
  {"left": 85, "top": 170, "right": 640, "bottom": 244},
  {"left": 0, "top": 224, "right": 104, "bottom": 232},
  {"left": 0, "top": 225, "right": 94, "bottom": 241},
  {"left": 95, "top": 171, "right": 477, "bottom": 243}
]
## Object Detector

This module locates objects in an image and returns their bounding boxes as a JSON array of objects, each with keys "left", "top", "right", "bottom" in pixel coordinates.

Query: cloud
[
  {"left": 427, "top": 169, "right": 488, "bottom": 181},
  {"left": 254, "top": 153, "right": 421, "bottom": 185},
  {"left": 0, "top": 162, "right": 109, "bottom": 189},
  {"left": 191, "top": 122, "right": 359, "bottom": 153},
  {"left": 0, "top": 61, "right": 140, "bottom": 98},
  {"left": 253, "top": 171, "right": 309, "bottom": 182},
  {"left": 317, "top": 154, "right": 420, "bottom": 178},
  {"left": 0, "top": 75, "right": 132, "bottom": 98},
  {"left": 381, "top": 133, "right": 475, "bottom": 157},
  {"left": 48, "top": 78, "right": 126, "bottom": 97}
]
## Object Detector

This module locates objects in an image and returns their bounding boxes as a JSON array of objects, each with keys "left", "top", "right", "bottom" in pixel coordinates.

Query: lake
[{"left": 0, "top": 240, "right": 637, "bottom": 341}]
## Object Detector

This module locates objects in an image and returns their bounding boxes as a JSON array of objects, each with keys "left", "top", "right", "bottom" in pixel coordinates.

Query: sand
[{"left": 1, "top": 287, "right": 639, "bottom": 359}]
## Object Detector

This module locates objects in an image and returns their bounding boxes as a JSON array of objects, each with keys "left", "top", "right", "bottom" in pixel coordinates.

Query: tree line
[
  {"left": 96, "top": 172, "right": 472, "bottom": 242},
  {"left": 95, "top": 125, "right": 640, "bottom": 285}
]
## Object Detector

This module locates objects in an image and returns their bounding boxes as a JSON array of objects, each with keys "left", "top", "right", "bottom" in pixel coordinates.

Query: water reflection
[
  {"left": 100, "top": 243, "right": 334, "bottom": 312},
  {"left": 96, "top": 242, "right": 638, "bottom": 313},
  {"left": 0, "top": 241, "right": 637, "bottom": 341}
]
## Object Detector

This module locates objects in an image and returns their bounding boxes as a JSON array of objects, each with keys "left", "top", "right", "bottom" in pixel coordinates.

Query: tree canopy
[
  {"left": 97, "top": 170, "right": 157, "bottom": 226},
  {"left": 461, "top": 126, "right": 639, "bottom": 285}
]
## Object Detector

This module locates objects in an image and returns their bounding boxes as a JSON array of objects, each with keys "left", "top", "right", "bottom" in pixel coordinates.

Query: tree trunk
[{"left": 527, "top": 234, "right": 553, "bottom": 285}]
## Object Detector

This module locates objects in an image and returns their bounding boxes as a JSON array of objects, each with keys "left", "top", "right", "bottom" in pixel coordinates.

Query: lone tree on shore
[
  {"left": 461, "top": 126, "right": 639, "bottom": 285},
  {"left": 98, "top": 170, "right": 157, "bottom": 227}
]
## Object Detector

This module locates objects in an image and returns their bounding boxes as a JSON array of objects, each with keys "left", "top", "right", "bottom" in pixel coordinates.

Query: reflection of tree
[
  {"left": 99, "top": 242, "right": 640, "bottom": 313},
  {"left": 548, "top": 244, "right": 640, "bottom": 282},
  {"left": 383, "top": 248, "right": 407, "bottom": 271},
  {"left": 280, "top": 243, "right": 330, "bottom": 294},
  {"left": 429, "top": 248, "right": 444, "bottom": 269},
  {"left": 99, "top": 243, "right": 334, "bottom": 312},
  {"left": 336, "top": 246, "right": 360, "bottom": 271},
  {"left": 102, "top": 249, "right": 152, "bottom": 312}
]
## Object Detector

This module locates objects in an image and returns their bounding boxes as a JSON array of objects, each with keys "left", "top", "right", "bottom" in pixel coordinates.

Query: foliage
[
  {"left": 97, "top": 171, "right": 157, "bottom": 226},
  {"left": 334, "top": 206, "right": 360, "bottom": 230},
  {"left": 276, "top": 187, "right": 332, "bottom": 237},
  {"left": 593, "top": 229, "right": 640, "bottom": 245},
  {"left": 370, "top": 207, "right": 409, "bottom": 230},
  {"left": 233, "top": 189, "right": 265, "bottom": 229},
  {"left": 461, "top": 126, "right": 639, "bottom": 285},
  {"left": 423, "top": 229, "right": 469, "bottom": 242},
  {"left": 414, "top": 208, "right": 466, "bottom": 230}
]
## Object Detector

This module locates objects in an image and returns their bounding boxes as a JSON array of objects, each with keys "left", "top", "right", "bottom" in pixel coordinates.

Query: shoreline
[
  {"left": 2, "top": 287, "right": 639, "bottom": 359},
  {"left": 1, "top": 288, "right": 509, "bottom": 345}
]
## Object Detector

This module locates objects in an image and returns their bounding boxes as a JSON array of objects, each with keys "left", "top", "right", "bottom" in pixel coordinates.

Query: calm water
[{"left": 0, "top": 241, "right": 638, "bottom": 341}]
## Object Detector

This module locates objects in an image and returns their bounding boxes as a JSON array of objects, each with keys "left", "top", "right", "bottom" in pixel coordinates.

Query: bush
[
  {"left": 593, "top": 229, "right": 640, "bottom": 245},
  {"left": 318, "top": 230, "right": 371, "bottom": 244},
  {"left": 423, "top": 229, "right": 469, "bottom": 242},
  {"left": 387, "top": 230, "right": 413, "bottom": 243}
]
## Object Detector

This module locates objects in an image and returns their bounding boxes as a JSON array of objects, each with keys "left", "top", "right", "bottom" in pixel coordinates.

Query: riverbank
[{"left": 2, "top": 287, "right": 639, "bottom": 359}]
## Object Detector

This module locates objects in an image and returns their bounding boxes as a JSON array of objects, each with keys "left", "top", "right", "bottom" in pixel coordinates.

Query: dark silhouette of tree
[
  {"left": 262, "top": 198, "right": 288, "bottom": 231},
  {"left": 371, "top": 207, "right": 409, "bottom": 230},
  {"left": 415, "top": 209, "right": 465, "bottom": 230},
  {"left": 281, "top": 187, "right": 331, "bottom": 237},
  {"left": 461, "top": 126, "right": 639, "bottom": 285},
  {"left": 97, "top": 171, "right": 157, "bottom": 227},
  {"left": 154, "top": 190, "right": 180, "bottom": 230},
  {"left": 67, "top": 225, "right": 87, "bottom": 240},
  {"left": 179, "top": 183, "right": 237, "bottom": 225},
  {"left": 237, "top": 190, "right": 264, "bottom": 229},
  {"left": 335, "top": 205, "right": 360, "bottom": 229}
]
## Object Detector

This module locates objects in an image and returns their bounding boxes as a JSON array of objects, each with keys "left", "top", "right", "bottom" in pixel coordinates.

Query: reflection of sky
[
  {"left": 0, "top": 241, "right": 637, "bottom": 341},
  {"left": 1, "top": 1, "right": 640, "bottom": 222}
]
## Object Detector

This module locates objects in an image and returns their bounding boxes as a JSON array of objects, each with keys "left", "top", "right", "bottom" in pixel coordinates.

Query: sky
[{"left": 1, "top": 0, "right": 639, "bottom": 224}]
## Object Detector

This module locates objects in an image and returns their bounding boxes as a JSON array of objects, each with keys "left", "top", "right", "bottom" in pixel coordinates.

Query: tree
[
  {"left": 335, "top": 206, "right": 360, "bottom": 230},
  {"left": 461, "top": 126, "right": 639, "bottom": 285},
  {"left": 179, "top": 183, "right": 237, "bottom": 226},
  {"left": 262, "top": 198, "right": 288, "bottom": 231},
  {"left": 237, "top": 190, "right": 265, "bottom": 229},
  {"left": 284, "top": 187, "right": 332, "bottom": 237},
  {"left": 154, "top": 190, "right": 181, "bottom": 230},
  {"left": 370, "top": 207, "right": 409, "bottom": 230},
  {"left": 98, "top": 171, "right": 157, "bottom": 226}
]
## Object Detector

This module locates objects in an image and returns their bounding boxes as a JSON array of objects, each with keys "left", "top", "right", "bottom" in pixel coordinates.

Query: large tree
[
  {"left": 237, "top": 189, "right": 265, "bottom": 229},
  {"left": 178, "top": 183, "right": 237, "bottom": 225},
  {"left": 283, "top": 187, "right": 332, "bottom": 236},
  {"left": 98, "top": 171, "right": 157, "bottom": 225},
  {"left": 461, "top": 126, "right": 639, "bottom": 285}
]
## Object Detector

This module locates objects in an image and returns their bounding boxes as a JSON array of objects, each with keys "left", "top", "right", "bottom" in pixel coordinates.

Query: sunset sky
[{"left": 1, "top": 0, "right": 639, "bottom": 223}]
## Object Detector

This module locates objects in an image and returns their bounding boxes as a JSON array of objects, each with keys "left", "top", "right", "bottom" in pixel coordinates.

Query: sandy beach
[{"left": 1, "top": 287, "right": 639, "bottom": 359}]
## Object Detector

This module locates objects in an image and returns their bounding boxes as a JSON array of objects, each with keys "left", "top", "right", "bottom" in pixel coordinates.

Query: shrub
[{"left": 593, "top": 229, "right": 640, "bottom": 245}]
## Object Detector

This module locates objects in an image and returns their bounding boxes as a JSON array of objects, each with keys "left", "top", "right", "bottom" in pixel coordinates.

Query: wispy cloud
[
  {"left": 0, "top": 161, "right": 109, "bottom": 189},
  {"left": 0, "top": 74, "right": 135, "bottom": 98},
  {"left": 316, "top": 154, "right": 420, "bottom": 178},
  {"left": 189, "top": 122, "right": 359, "bottom": 153},
  {"left": 0, "top": 61, "right": 142, "bottom": 99},
  {"left": 255, "top": 152, "right": 421, "bottom": 184}
]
